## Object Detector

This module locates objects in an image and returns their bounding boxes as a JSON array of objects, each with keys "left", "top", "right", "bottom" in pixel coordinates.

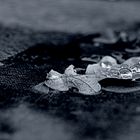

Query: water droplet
[
  {"left": 119, "top": 68, "right": 132, "bottom": 79},
  {"left": 100, "top": 56, "right": 117, "bottom": 69},
  {"left": 109, "top": 68, "right": 120, "bottom": 78},
  {"left": 100, "top": 62, "right": 112, "bottom": 69},
  {"left": 121, "top": 64, "right": 129, "bottom": 68},
  {"left": 131, "top": 63, "right": 140, "bottom": 73}
]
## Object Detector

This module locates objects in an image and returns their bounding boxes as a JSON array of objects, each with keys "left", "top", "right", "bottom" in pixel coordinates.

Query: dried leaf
[
  {"left": 67, "top": 75, "right": 101, "bottom": 95},
  {"left": 33, "top": 82, "right": 50, "bottom": 94},
  {"left": 45, "top": 65, "right": 101, "bottom": 95},
  {"left": 45, "top": 70, "right": 69, "bottom": 91},
  {"left": 86, "top": 63, "right": 105, "bottom": 81},
  {"left": 64, "top": 65, "right": 77, "bottom": 75},
  {"left": 33, "top": 56, "right": 140, "bottom": 95},
  {"left": 34, "top": 56, "right": 140, "bottom": 95},
  {"left": 123, "top": 57, "right": 140, "bottom": 66}
]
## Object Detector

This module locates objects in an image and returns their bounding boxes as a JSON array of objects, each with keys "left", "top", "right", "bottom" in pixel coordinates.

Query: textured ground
[
  {"left": 0, "top": 1, "right": 140, "bottom": 140},
  {"left": 0, "top": 27, "right": 140, "bottom": 140},
  {"left": 0, "top": 0, "right": 140, "bottom": 60}
]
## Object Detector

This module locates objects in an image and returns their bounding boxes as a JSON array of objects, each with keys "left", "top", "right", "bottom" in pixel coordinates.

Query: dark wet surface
[{"left": 0, "top": 25, "right": 140, "bottom": 140}]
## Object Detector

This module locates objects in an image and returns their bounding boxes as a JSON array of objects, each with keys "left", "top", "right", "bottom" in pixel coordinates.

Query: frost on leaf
[
  {"left": 123, "top": 57, "right": 140, "bottom": 66},
  {"left": 33, "top": 82, "right": 50, "bottom": 94},
  {"left": 45, "top": 70, "right": 69, "bottom": 91},
  {"left": 45, "top": 65, "right": 101, "bottom": 95},
  {"left": 67, "top": 75, "right": 101, "bottom": 95},
  {"left": 33, "top": 56, "right": 140, "bottom": 95},
  {"left": 64, "top": 65, "right": 77, "bottom": 75},
  {"left": 86, "top": 63, "right": 105, "bottom": 81},
  {"left": 123, "top": 57, "right": 140, "bottom": 80}
]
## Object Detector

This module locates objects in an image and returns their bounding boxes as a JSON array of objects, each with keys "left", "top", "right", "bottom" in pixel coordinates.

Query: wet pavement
[
  {"left": 0, "top": 1, "right": 140, "bottom": 140},
  {"left": 0, "top": 26, "right": 139, "bottom": 140}
]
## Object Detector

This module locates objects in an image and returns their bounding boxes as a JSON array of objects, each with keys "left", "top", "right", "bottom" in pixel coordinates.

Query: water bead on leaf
[
  {"left": 130, "top": 63, "right": 140, "bottom": 80},
  {"left": 131, "top": 63, "right": 140, "bottom": 73},
  {"left": 100, "top": 56, "right": 118, "bottom": 78},
  {"left": 34, "top": 55, "right": 140, "bottom": 95},
  {"left": 100, "top": 61, "right": 112, "bottom": 69},
  {"left": 100, "top": 56, "right": 117, "bottom": 69},
  {"left": 120, "top": 64, "right": 129, "bottom": 69},
  {"left": 119, "top": 68, "right": 132, "bottom": 80},
  {"left": 122, "top": 57, "right": 140, "bottom": 80},
  {"left": 108, "top": 68, "right": 120, "bottom": 79},
  {"left": 86, "top": 56, "right": 118, "bottom": 80}
]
